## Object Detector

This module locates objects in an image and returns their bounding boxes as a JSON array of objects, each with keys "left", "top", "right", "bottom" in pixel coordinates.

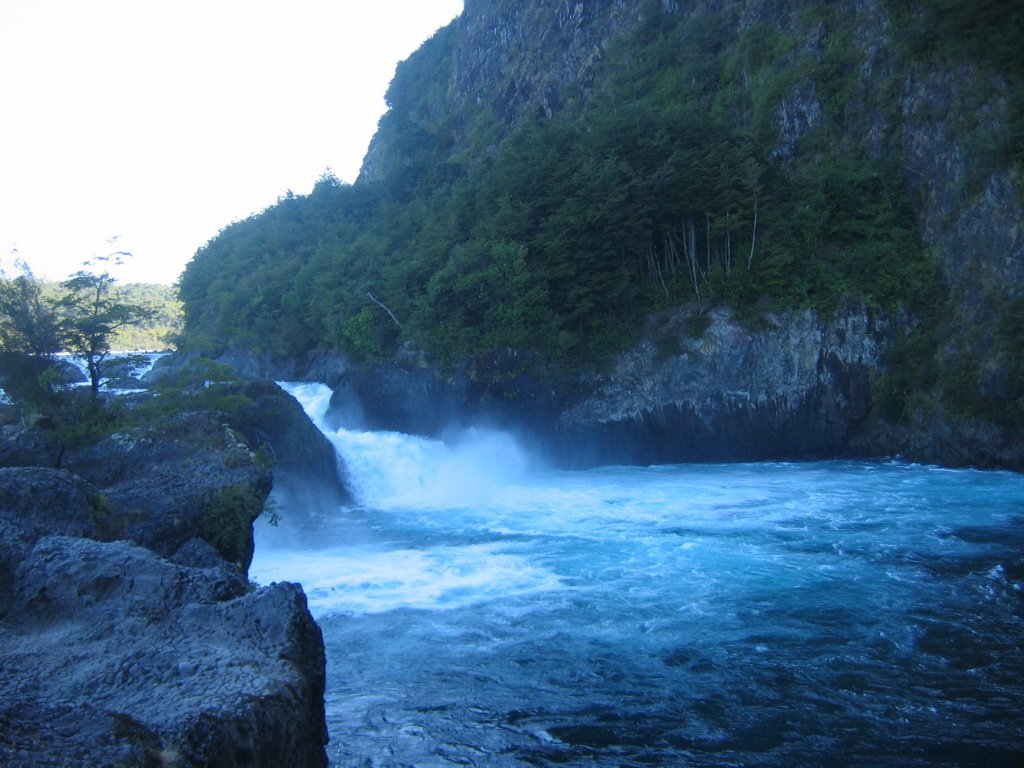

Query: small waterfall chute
[{"left": 278, "top": 381, "right": 530, "bottom": 509}]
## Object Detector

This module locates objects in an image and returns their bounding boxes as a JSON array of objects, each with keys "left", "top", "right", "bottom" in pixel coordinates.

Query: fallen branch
[{"left": 366, "top": 292, "right": 402, "bottom": 328}]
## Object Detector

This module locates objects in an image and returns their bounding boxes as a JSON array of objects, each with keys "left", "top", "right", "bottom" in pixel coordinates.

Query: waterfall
[
  {"left": 253, "top": 382, "right": 1024, "bottom": 766},
  {"left": 251, "top": 382, "right": 556, "bottom": 616},
  {"left": 279, "top": 381, "right": 531, "bottom": 509}
]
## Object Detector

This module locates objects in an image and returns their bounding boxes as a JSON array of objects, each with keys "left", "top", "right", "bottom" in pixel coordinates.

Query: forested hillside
[
  {"left": 38, "top": 281, "right": 182, "bottom": 351},
  {"left": 178, "top": 0, "right": 1023, "bottom": 438}
]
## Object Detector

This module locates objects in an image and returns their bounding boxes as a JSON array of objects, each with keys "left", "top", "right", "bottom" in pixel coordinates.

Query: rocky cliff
[
  {"left": 554, "top": 306, "right": 886, "bottom": 465},
  {"left": 181, "top": 0, "right": 1021, "bottom": 470},
  {"left": 311, "top": 304, "right": 896, "bottom": 467},
  {"left": 355, "top": 0, "right": 1024, "bottom": 469},
  {"left": 0, "top": 384, "right": 332, "bottom": 767}
]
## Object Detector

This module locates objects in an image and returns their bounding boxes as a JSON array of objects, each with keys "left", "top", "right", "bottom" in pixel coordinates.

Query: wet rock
[
  {"left": 0, "top": 467, "right": 101, "bottom": 619},
  {"left": 331, "top": 306, "right": 893, "bottom": 467},
  {"left": 332, "top": 359, "right": 473, "bottom": 436},
  {"left": 235, "top": 380, "right": 351, "bottom": 512},
  {"left": 0, "top": 411, "right": 59, "bottom": 469},
  {"left": 555, "top": 306, "right": 890, "bottom": 465}
]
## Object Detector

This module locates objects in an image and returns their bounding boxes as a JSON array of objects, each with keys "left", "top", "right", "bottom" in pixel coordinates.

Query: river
[{"left": 251, "top": 382, "right": 1024, "bottom": 767}]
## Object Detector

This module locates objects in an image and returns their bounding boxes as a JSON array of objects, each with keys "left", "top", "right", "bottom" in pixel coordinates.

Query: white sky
[{"left": 0, "top": 0, "right": 463, "bottom": 285}]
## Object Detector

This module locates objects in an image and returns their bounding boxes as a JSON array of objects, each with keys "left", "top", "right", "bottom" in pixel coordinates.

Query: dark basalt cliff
[
  {"left": 554, "top": 306, "right": 886, "bottom": 465},
  {"left": 313, "top": 305, "right": 897, "bottom": 467},
  {"left": 0, "top": 384, "right": 333, "bottom": 767}
]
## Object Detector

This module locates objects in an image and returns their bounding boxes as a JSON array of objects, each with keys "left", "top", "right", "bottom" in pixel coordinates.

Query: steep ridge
[{"left": 180, "top": 0, "right": 1023, "bottom": 469}]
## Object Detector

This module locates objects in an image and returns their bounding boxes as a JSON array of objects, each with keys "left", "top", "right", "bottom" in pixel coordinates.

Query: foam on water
[
  {"left": 253, "top": 382, "right": 1024, "bottom": 767},
  {"left": 253, "top": 541, "right": 562, "bottom": 616},
  {"left": 254, "top": 382, "right": 547, "bottom": 616},
  {"left": 278, "top": 381, "right": 530, "bottom": 509}
]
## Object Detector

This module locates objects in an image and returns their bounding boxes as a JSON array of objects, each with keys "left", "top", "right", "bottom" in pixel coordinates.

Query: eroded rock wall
[{"left": 555, "top": 306, "right": 888, "bottom": 464}]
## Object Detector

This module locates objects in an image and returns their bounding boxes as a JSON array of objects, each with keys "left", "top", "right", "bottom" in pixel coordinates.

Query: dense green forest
[
  {"left": 38, "top": 281, "right": 182, "bottom": 351},
  {"left": 177, "top": 0, "right": 1021, "bottom": 399}
]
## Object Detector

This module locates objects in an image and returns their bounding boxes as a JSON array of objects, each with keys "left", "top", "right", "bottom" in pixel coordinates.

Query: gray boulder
[
  {"left": 0, "top": 467, "right": 102, "bottom": 619},
  {"left": 0, "top": 409, "right": 59, "bottom": 469},
  {"left": 235, "top": 380, "right": 352, "bottom": 515},
  {"left": 1, "top": 535, "right": 326, "bottom": 768},
  {"left": 0, "top": 405, "right": 329, "bottom": 767},
  {"left": 60, "top": 411, "right": 272, "bottom": 569}
]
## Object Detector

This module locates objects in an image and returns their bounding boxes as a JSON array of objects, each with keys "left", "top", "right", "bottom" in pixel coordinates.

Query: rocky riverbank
[
  {"left": 0, "top": 383, "right": 336, "bottom": 767},
  {"left": 552, "top": 305, "right": 889, "bottom": 466}
]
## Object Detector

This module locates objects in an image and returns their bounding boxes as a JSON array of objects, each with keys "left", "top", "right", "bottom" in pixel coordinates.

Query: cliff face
[
  {"left": 181, "top": 1, "right": 1020, "bottom": 469},
  {"left": 452, "top": 0, "right": 630, "bottom": 122},
  {"left": 555, "top": 306, "right": 887, "bottom": 464},
  {"left": 315, "top": 304, "right": 895, "bottom": 467},
  {"left": 350, "top": 0, "right": 1023, "bottom": 468},
  {"left": 437, "top": 0, "right": 1023, "bottom": 298}
]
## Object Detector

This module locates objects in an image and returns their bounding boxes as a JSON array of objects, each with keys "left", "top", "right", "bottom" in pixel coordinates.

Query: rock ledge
[{"left": 0, "top": 388, "right": 329, "bottom": 767}]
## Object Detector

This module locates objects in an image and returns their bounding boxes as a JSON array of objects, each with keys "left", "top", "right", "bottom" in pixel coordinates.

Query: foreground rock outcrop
[
  {"left": 1, "top": 534, "right": 325, "bottom": 768},
  {"left": 0, "top": 385, "right": 331, "bottom": 767}
]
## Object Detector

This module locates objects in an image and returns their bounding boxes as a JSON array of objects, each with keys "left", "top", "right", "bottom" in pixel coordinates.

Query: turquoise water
[{"left": 252, "top": 383, "right": 1024, "bottom": 767}]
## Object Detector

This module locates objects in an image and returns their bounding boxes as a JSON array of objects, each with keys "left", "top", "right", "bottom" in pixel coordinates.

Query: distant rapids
[{"left": 252, "top": 382, "right": 1024, "bottom": 767}]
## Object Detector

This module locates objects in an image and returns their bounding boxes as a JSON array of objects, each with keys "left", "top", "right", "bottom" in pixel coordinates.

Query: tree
[
  {"left": 0, "top": 261, "right": 61, "bottom": 358},
  {"left": 58, "top": 260, "right": 154, "bottom": 396},
  {"left": 0, "top": 262, "right": 63, "bottom": 406}
]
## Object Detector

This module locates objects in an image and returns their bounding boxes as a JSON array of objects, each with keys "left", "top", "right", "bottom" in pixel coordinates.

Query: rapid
[{"left": 251, "top": 382, "right": 1024, "bottom": 767}]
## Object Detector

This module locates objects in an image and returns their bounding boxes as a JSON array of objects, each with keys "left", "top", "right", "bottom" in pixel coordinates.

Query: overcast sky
[{"left": 0, "top": 0, "right": 463, "bottom": 285}]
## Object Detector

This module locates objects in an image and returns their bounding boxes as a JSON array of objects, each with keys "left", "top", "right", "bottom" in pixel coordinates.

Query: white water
[
  {"left": 55, "top": 350, "right": 166, "bottom": 393},
  {"left": 0, "top": 352, "right": 165, "bottom": 402},
  {"left": 251, "top": 382, "right": 1024, "bottom": 767}
]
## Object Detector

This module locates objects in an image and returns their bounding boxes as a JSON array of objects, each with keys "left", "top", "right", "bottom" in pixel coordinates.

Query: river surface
[{"left": 251, "top": 383, "right": 1024, "bottom": 767}]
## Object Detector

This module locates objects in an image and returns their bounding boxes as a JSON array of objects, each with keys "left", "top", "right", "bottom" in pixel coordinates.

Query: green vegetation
[
  {"left": 1, "top": 261, "right": 180, "bottom": 403},
  {"left": 888, "top": 0, "right": 1024, "bottom": 181},
  {"left": 1, "top": 267, "right": 275, "bottom": 563},
  {"left": 41, "top": 280, "right": 182, "bottom": 352},
  {"left": 0, "top": 263, "right": 61, "bottom": 358},
  {"left": 0, "top": 263, "right": 222, "bottom": 451},
  {"left": 1, "top": 260, "right": 165, "bottom": 401},
  {"left": 177, "top": 0, "right": 1019, "bottom": 437},
  {"left": 108, "top": 283, "right": 182, "bottom": 350},
  {"left": 201, "top": 483, "right": 265, "bottom": 565},
  {"left": 139, "top": 357, "right": 254, "bottom": 421},
  {"left": 56, "top": 267, "right": 156, "bottom": 395},
  {"left": 89, "top": 490, "right": 124, "bottom": 539},
  {"left": 937, "top": 292, "right": 1024, "bottom": 427},
  {"left": 179, "top": 4, "right": 937, "bottom": 379}
]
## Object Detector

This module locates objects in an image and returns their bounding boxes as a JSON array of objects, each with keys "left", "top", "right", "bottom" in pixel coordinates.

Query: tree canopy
[
  {"left": 0, "top": 262, "right": 61, "bottom": 359},
  {"left": 179, "top": 3, "right": 943, "bottom": 379},
  {"left": 57, "top": 266, "right": 155, "bottom": 395},
  {"left": 176, "top": 0, "right": 1019, "bottom": 404}
]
